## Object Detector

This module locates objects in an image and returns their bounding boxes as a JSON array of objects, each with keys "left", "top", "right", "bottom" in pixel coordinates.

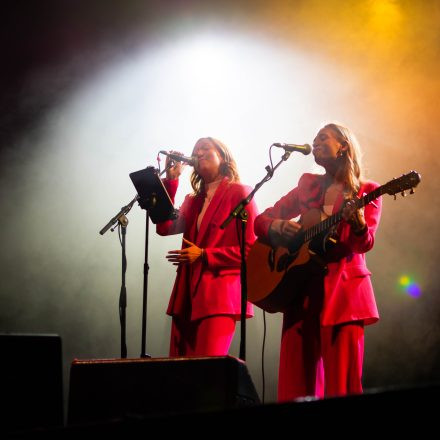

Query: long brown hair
[
  {"left": 325, "top": 123, "right": 364, "bottom": 196},
  {"left": 190, "top": 137, "right": 240, "bottom": 196}
]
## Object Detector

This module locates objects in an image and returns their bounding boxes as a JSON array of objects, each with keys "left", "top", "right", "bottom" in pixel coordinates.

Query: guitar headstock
[{"left": 383, "top": 170, "right": 421, "bottom": 198}]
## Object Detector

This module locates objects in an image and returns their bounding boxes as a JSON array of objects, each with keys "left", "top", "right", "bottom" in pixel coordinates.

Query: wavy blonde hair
[
  {"left": 324, "top": 123, "right": 364, "bottom": 196},
  {"left": 190, "top": 137, "right": 240, "bottom": 196}
]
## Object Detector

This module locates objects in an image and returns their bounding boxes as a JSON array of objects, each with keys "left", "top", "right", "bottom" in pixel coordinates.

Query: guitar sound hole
[
  {"left": 268, "top": 249, "right": 275, "bottom": 272},
  {"left": 277, "top": 253, "right": 290, "bottom": 272}
]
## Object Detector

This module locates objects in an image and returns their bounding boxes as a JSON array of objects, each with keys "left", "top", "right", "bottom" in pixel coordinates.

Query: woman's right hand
[
  {"left": 165, "top": 151, "right": 186, "bottom": 180},
  {"left": 269, "top": 219, "right": 301, "bottom": 246}
]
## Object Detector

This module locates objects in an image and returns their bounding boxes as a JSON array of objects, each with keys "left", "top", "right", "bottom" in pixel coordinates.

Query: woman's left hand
[
  {"left": 166, "top": 238, "right": 203, "bottom": 265},
  {"left": 342, "top": 198, "right": 367, "bottom": 233}
]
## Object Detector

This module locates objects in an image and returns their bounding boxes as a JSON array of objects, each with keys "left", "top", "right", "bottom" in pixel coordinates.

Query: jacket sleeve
[
  {"left": 339, "top": 181, "right": 382, "bottom": 254},
  {"left": 156, "top": 178, "right": 188, "bottom": 236},
  {"left": 254, "top": 186, "right": 302, "bottom": 240}
]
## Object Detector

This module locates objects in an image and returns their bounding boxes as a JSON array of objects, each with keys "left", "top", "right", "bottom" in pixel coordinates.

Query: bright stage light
[
  {"left": 59, "top": 28, "right": 330, "bottom": 212},
  {"left": 368, "top": 0, "right": 403, "bottom": 37}
]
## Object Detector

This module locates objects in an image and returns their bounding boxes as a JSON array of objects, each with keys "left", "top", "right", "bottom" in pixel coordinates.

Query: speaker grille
[{"left": 68, "top": 356, "right": 260, "bottom": 425}]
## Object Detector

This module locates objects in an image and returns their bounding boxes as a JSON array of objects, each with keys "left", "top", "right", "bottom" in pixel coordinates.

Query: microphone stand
[
  {"left": 138, "top": 162, "right": 176, "bottom": 358},
  {"left": 99, "top": 162, "right": 176, "bottom": 360},
  {"left": 118, "top": 222, "right": 128, "bottom": 359},
  {"left": 128, "top": 165, "right": 177, "bottom": 359},
  {"left": 99, "top": 196, "right": 138, "bottom": 359},
  {"left": 220, "top": 150, "right": 292, "bottom": 361},
  {"left": 140, "top": 207, "right": 152, "bottom": 358}
]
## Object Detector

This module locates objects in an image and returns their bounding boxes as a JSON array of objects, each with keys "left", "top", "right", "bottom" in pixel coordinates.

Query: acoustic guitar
[{"left": 247, "top": 171, "right": 421, "bottom": 313}]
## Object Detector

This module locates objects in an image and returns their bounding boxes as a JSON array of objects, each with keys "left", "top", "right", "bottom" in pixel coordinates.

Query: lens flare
[{"left": 398, "top": 275, "right": 422, "bottom": 298}]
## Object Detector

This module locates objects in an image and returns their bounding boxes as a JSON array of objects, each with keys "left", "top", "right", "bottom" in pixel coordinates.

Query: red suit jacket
[
  {"left": 157, "top": 177, "right": 258, "bottom": 321},
  {"left": 254, "top": 173, "right": 382, "bottom": 326}
]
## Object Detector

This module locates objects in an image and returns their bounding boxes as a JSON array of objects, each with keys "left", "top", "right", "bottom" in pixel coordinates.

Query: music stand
[{"left": 129, "top": 166, "right": 177, "bottom": 357}]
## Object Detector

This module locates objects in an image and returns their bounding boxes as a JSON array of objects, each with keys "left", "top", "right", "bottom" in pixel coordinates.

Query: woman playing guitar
[{"left": 254, "top": 123, "right": 382, "bottom": 401}]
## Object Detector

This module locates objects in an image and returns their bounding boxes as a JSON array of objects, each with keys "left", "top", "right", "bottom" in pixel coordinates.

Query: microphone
[
  {"left": 273, "top": 143, "right": 312, "bottom": 155},
  {"left": 159, "top": 151, "right": 196, "bottom": 166}
]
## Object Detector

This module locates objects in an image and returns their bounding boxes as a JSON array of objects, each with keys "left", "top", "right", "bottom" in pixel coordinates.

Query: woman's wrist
[
  {"left": 166, "top": 173, "right": 179, "bottom": 181},
  {"left": 352, "top": 223, "right": 367, "bottom": 236}
]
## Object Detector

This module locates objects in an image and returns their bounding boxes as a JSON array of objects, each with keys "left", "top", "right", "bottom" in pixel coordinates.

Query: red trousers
[
  {"left": 278, "top": 319, "right": 364, "bottom": 401},
  {"left": 169, "top": 315, "right": 236, "bottom": 357},
  {"left": 278, "top": 288, "right": 364, "bottom": 401}
]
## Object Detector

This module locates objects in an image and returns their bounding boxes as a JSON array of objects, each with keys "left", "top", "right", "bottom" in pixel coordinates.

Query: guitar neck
[{"left": 302, "top": 186, "right": 384, "bottom": 243}]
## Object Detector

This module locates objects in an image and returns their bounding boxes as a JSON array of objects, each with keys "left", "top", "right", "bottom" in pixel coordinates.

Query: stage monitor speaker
[
  {"left": 0, "top": 333, "right": 64, "bottom": 432},
  {"left": 68, "top": 355, "right": 260, "bottom": 425}
]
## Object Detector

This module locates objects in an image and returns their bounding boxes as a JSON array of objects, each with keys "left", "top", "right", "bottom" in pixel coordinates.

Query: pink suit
[
  {"left": 157, "top": 177, "right": 258, "bottom": 356},
  {"left": 254, "top": 173, "right": 382, "bottom": 400}
]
